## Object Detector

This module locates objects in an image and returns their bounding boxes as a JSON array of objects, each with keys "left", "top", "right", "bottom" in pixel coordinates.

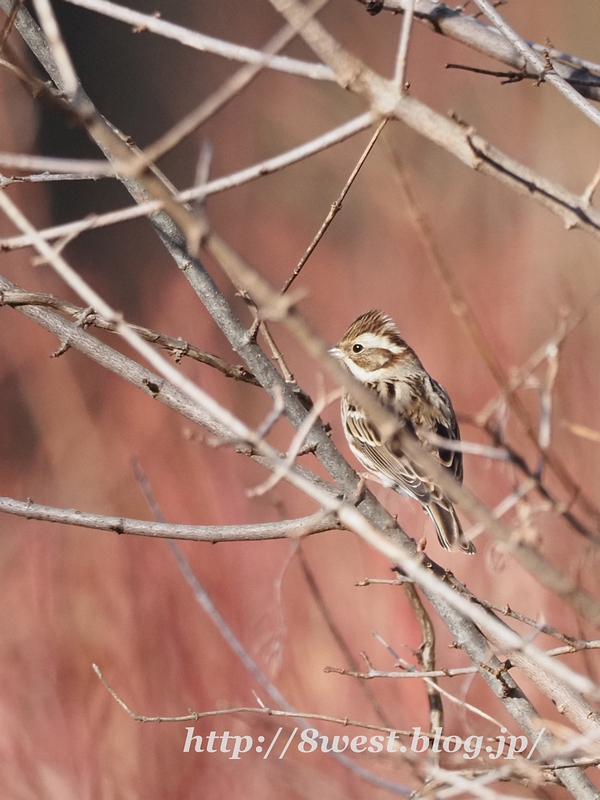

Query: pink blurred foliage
[{"left": 0, "top": 0, "right": 600, "bottom": 796}]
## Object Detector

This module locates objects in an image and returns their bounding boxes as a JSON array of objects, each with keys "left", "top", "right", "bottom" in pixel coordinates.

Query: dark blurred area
[{"left": 1, "top": 0, "right": 600, "bottom": 796}]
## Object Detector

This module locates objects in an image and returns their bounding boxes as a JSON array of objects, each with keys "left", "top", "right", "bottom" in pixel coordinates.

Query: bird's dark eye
[{"left": 352, "top": 343, "right": 363, "bottom": 353}]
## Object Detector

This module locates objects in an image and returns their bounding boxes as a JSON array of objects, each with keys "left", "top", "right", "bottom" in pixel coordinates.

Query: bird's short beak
[{"left": 328, "top": 346, "right": 343, "bottom": 359}]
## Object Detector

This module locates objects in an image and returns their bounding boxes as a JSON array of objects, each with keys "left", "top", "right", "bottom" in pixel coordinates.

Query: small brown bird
[{"left": 330, "top": 310, "right": 475, "bottom": 554}]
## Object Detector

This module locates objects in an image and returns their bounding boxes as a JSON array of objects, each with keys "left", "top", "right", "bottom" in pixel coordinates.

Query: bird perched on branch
[{"left": 330, "top": 310, "right": 475, "bottom": 554}]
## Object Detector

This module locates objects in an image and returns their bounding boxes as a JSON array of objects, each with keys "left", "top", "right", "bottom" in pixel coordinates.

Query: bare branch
[
  {"left": 281, "top": 117, "right": 388, "bottom": 295},
  {"left": 0, "top": 288, "right": 262, "bottom": 385},
  {"left": 325, "top": 664, "right": 478, "bottom": 680},
  {"left": 470, "top": 0, "right": 600, "bottom": 128},
  {"left": 0, "top": 496, "right": 340, "bottom": 542},
  {"left": 359, "top": 0, "right": 600, "bottom": 102},
  {"left": 200, "top": 214, "right": 600, "bottom": 628},
  {"left": 0, "top": 153, "right": 116, "bottom": 174},
  {"left": 404, "top": 583, "right": 444, "bottom": 759},
  {"left": 138, "top": 0, "right": 331, "bottom": 167},
  {"left": 0, "top": 112, "right": 377, "bottom": 252},
  {"left": 61, "top": 0, "right": 335, "bottom": 81},
  {"left": 392, "top": 0, "right": 414, "bottom": 89},
  {"left": 92, "top": 663, "right": 415, "bottom": 738}
]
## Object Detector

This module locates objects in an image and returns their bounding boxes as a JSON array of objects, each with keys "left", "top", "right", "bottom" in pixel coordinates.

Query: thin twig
[
  {"left": 470, "top": 0, "right": 600, "bottom": 128},
  {"left": 0, "top": 152, "right": 116, "bottom": 174},
  {"left": 392, "top": 0, "right": 414, "bottom": 90},
  {"left": 138, "top": 0, "right": 331, "bottom": 167},
  {"left": 297, "top": 546, "right": 396, "bottom": 728},
  {"left": 248, "top": 388, "right": 339, "bottom": 498},
  {"left": 0, "top": 112, "right": 377, "bottom": 252},
  {"left": 62, "top": 0, "right": 335, "bottom": 81},
  {"left": 0, "top": 0, "right": 22, "bottom": 55},
  {"left": 0, "top": 287, "right": 261, "bottom": 385},
  {"left": 404, "top": 582, "right": 443, "bottom": 765},
  {"left": 91, "top": 663, "right": 436, "bottom": 743},
  {"left": 192, "top": 140, "right": 213, "bottom": 215},
  {"left": 281, "top": 117, "right": 388, "bottom": 295}
]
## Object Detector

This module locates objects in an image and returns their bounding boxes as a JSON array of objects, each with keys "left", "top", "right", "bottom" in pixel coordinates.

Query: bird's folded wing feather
[{"left": 344, "top": 411, "right": 434, "bottom": 502}]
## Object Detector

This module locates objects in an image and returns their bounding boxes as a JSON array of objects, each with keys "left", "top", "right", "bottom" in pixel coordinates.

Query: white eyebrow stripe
[
  {"left": 356, "top": 332, "right": 403, "bottom": 352},
  {"left": 356, "top": 333, "right": 388, "bottom": 348}
]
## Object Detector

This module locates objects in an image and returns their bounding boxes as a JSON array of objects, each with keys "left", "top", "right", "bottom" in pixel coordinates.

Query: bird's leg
[
  {"left": 347, "top": 470, "right": 383, "bottom": 504},
  {"left": 358, "top": 471, "right": 390, "bottom": 488},
  {"left": 347, "top": 474, "right": 368, "bottom": 505}
]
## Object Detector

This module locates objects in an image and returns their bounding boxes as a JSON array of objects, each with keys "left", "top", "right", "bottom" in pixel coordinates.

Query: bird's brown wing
[
  {"left": 420, "top": 378, "right": 463, "bottom": 484},
  {"left": 343, "top": 409, "right": 434, "bottom": 503}
]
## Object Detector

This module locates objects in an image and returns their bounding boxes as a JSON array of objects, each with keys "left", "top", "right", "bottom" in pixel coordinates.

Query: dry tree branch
[
  {"left": 0, "top": 171, "right": 109, "bottom": 185},
  {"left": 4, "top": 102, "right": 600, "bottom": 264},
  {"left": 392, "top": 0, "right": 414, "bottom": 90},
  {"left": 0, "top": 0, "right": 20, "bottom": 54},
  {"left": 269, "top": 0, "right": 600, "bottom": 248},
  {"left": 326, "top": 663, "right": 478, "bottom": 680},
  {"left": 0, "top": 496, "right": 340, "bottom": 542},
  {"left": 0, "top": 288, "right": 261, "bottom": 385},
  {"left": 358, "top": 0, "right": 600, "bottom": 102},
  {"left": 0, "top": 112, "right": 377, "bottom": 251},
  {"left": 62, "top": 0, "right": 335, "bottom": 81},
  {"left": 470, "top": 0, "right": 600, "bottom": 129},
  {"left": 403, "top": 584, "right": 444, "bottom": 757},
  {"left": 92, "top": 663, "right": 415, "bottom": 735},
  {"left": 96, "top": 658, "right": 600, "bottom": 794},
  {"left": 478, "top": 297, "right": 600, "bottom": 424},
  {"left": 297, "top": 546, "right": 396, "bottom": 728},
  {"left": 280, "top": 117, "right": 388, "bottom": 295},
  {"left": 370, "top": 631, "right": 506, "bottom": 731},
  {"left": 135, "top": 0, "right": 331, "bottom": 167},
  {"left": 0, "top": 274, "right": 336, "bottom": 500},
  {"left": 0, "top": 152, "right": 117, "bottom": 174}
]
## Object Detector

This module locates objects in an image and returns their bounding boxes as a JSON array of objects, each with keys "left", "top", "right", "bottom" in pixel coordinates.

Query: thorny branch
[{"left": 0, "top": 288, "right": 261, "bottom": 385}]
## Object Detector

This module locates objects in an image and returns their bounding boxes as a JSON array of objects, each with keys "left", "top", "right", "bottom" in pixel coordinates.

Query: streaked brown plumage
[{"left": 330, "top": 310, "right": 475, "bottom": 554}]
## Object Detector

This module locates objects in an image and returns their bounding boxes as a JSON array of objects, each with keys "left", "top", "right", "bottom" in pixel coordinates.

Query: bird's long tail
[{"left": 426, "top": 502, "right": 475, "bottom": 554}]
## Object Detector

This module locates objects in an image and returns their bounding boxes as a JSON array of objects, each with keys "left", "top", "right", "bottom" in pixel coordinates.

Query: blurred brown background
[{"left": 1, "top": 0, "right": 600, "bottom": 796}]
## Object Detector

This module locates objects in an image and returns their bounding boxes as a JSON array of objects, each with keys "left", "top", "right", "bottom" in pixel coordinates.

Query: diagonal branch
[
  {"left": 358, "top": 0, "right": 600, "bottom": 102},
  {"left": 470, "top": 0, "right": 600, "bottom": 128},
  {"left": 60, "top": 0, "right": 334, "bottom": 81}
]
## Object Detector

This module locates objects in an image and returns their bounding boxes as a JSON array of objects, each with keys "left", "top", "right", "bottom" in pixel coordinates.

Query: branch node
[{"left": 142, "top": 377, "right": 162, "bottom": 396}]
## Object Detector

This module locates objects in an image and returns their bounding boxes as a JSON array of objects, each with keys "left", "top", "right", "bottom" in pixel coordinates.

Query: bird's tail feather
[{"left": 426, "top": 503, "right": 475, "bottom": 554}]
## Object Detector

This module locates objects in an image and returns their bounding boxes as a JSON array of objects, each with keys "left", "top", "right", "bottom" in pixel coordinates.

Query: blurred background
[{"left": 1, "top": 0, "right": 600, "bottom": 796}]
